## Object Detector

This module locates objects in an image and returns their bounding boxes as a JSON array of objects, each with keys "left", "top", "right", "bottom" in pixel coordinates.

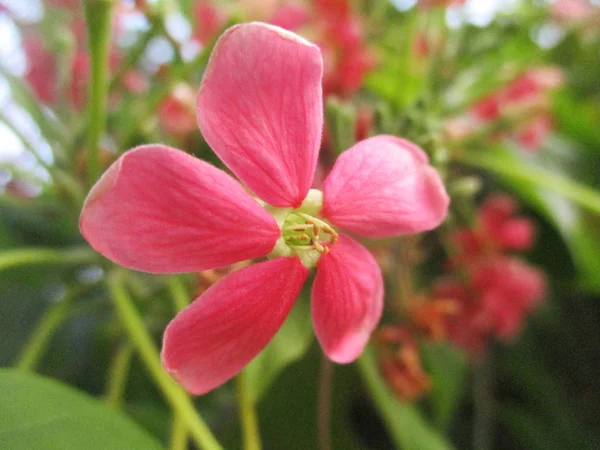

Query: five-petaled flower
[{"left": 79, "top": 22, "right": 449, "bottom": 395}]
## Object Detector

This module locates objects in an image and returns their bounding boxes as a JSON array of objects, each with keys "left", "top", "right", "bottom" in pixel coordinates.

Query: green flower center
[{"left": 266, "top": 189, "right": 338, "bottom": 268}]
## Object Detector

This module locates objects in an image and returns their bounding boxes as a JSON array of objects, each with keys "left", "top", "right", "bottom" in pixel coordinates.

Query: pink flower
[
  {"left": 158, "top": 84, "right": 198, "bottom": 138},
  {"left": 80, "top": 23, "right": 449, "bottom": 395},
  {"left": 467, "top": 67, "right": 563, "bottom": 152},
  {"left": 551, "top": 0, "right": 597, "bottom": 23},
  {"left": 451, "top": 194, "right": 535, "bottom": 266},
  {"left": 24, "top": 38, "right": 58, "bottom": 105},
  {"left": 193, "top": 0, "right": 227, "bottom": 45}
]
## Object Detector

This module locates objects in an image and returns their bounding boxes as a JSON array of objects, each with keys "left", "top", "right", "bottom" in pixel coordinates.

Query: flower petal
[
  {"left": 80, "top": 145, "right": 280, "bottom": 273},
  {"left": 322, "top": 135, "right": 449, "bottom": 237},
  {"left": 312, "top": 234, "right": 383, "bottom": 363},
  {"left": 162, "top": 256, "right": 308, "bottom": 395},
  {"left": 197, "top": 22, "right": 323, "bottom": 208}
]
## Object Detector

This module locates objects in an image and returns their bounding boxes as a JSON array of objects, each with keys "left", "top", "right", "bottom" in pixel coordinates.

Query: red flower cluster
[
  {"left": 438, "top": 195, "right": 546, "bottom": 353},
  {"left": 471, "top": 68, "right": 563, "bottom": 151},
  {"left": 445, "top": 67, "right": 563, "bottom": 151},
  {"left": 23, "top": 3, "right": 145, "bottom": 111},
  {"left": 193, "top": 0, "right": 376, "bottom": 98},
  {"left": 310, "top": 0, "right": 377, "bottom": 97}
]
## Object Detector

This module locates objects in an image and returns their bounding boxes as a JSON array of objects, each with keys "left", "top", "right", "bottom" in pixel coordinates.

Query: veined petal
[
  {"left": 80, "top": 145, "right": 280, "bottom": 273},
  {"left": 162, "top": 256, "right": 308, "bottom": 395},
  {"left": 197, "top": 22, "right": 323, "bottom": 208},
  {"left": 322, "top": 135, "right": 449, "bottom": 238},
  {"left": 312, "top": 235, "right": 383, "bottom": 363}
]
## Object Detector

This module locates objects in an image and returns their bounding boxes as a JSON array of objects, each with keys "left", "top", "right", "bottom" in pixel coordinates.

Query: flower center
[
  {"left": 266, "top": 189, "right": 338, "bottom": 268},
  {"left": 282, "top": 212, "right": 338, "bottom": 254}
]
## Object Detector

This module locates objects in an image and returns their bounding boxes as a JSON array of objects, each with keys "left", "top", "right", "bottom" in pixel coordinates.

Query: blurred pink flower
[
  {"left": 193, "top": 0, "right": 227, "bottom": 45},
  {"left": 191, "top": 0, "right": 376, "bottom": 97},
  {"left": 80, "top": 23, "right": 449, "bottom": 395},
  {"left": 551, "top": 0, "right": 597, "bottom": 22},
  {"left": 70, "top": 51, "right": 90, "bottom": 110},
  {"left": 457, "top": 67, "right": 564, "bottom": 151},
  {"left": 437, "top": 256, "right": 545, "bottom": 353},
  {"left": 437, "top": 194, "right": 545, "bottom": 353},
  {"left": 451, "top": 194, "right": 535, "bottom": 266},
  {"left": 24, "top": 39, "right": 58, "bottom": 105},
  {"left": 158, "top": 84, "right": 198, "bottom": 138}
]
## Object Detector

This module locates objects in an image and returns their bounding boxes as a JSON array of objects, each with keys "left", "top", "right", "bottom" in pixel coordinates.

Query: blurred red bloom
[
  {"left": 24, "top": 39, "right": 58, "bottom": 105},
  {"left": 375, "top": 326, "right": 431, "bottom": 401},
  {"left": 438, "top": 256, "right": 545, "bottom": 353},
  {"left": 437, "top": 194, "right": 546, "bottom": 353},
  {"left": 450, "top": 194, "right": 535, "bottom": 267},
  {"left": 158, "top": 84, "right": 198, "bottom": 138}
]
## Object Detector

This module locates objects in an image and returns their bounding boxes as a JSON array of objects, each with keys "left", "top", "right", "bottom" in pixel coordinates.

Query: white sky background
[{"left": 0, "top": 0, "right": 579, "bottom": 187}]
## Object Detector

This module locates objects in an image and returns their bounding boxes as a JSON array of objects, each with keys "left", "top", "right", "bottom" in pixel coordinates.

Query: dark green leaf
[
  {"left": 357, "top": 347, "right": 453, "bottom": 450},
  {"left": 0, "top": 369, "right": 164, "bottom": 450}
]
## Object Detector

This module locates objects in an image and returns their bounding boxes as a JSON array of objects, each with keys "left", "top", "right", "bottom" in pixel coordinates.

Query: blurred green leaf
[
  {"left": 460, "top": 146, "right": 600, "bottom": 216},
  {"left": 0, "top": 369, "right": 163, "bottom": 450},
  {"left": 357, "top": 347, "right": 453, "bottom": 450},
  {"left": 420, "top": 341, "right": 467, "bottom": 431},
  {"left": 245, "top": 295, "right": 313, "bottom": 403}
]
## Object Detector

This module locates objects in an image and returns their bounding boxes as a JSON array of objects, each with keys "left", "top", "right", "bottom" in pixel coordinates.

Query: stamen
[{"left": 282, "top": 211, "right": 338, "bottom": 255}]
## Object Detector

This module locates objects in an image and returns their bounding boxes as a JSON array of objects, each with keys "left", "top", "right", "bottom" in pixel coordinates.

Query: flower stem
[
  {"left": 107, "top": 272, "right": 223, "bottom": 450},
  {"left": 168, "top": 276, "right": 191, "bottom": 313},
  {"left": 16, "top": 293, "right": 73, "bottom": 370},
  {"left": 84, "top": 0, "right": 115, "bottom": 187},
  {"left": 473, "top": 352, "right": 494, "bottom": 450},
  {"left": 170, "top": 413, "right": 188, "bottom": 450},
  {"left": 0, "top": 247, "right": 97, "bottom": 272},
  {"left": 167, "top": 276, "right": 190, "bottom": 449},
  {"left": 235, "top": 369, "right": 262, "bottom": 450},
  {"left": 16, "top": 283, "right": 99, "bottom": 371},
  {"left": 105, "top": 341, "right": 134, "bottom": 409},
  {"left": 317, "top": 352, "right": 333, "bottom": 450}
]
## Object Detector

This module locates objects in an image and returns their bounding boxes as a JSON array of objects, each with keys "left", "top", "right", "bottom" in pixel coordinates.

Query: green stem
[
  {"left": 168, "top": 276, "right": 190, "bottom": 313},
  {"left": 0, "top": 111, "right": 53, "bottom": 172},
  {"left": 317, "top": 353, "right": 333, "bottom": 450},
  {"left": 105, "top": 341, "right": 134, "bottom": 409},
  {"left": 235, "top": 369, "right": 262, "bottom": 450},
  {"left": 84, "top": 0, "right": 115, "bottom": 187},
  {"left": 0, "top": 112, "right": 84, "bottom": 202},
  {"left": 16, "top": 293, "right": 73, "bottom": 370},
  {"left": 16, "top": 283, "right": 99, "bottom": 370},
  {"left": 167, "top": 276, "right": 190, "bottom": 449},
  {"left": 170, "top": 413, "right": 188, "bottom": 450},
  {"left": 473, "top": 352, "right": 494, "bottom": 450},
  {"left": 356, "top": 349, "right": 405, "bottom": 447},
  {"left": 0, "top": 247, "right": 97, "bottom": 272},
  {"left": 109, "top": 20, "right": 159, "bottom": 92},
  {"left": 107, "top": 272, "right": 223, "bottom": 450},
  {"left": 458, "top": 150, "right": 600, "bottom": 216},
  {"left": 118, "top": 18, "right": 234, "bottom": 149},
  {"left": 356, "top": 347, "right": 452, "bottom": 450}
]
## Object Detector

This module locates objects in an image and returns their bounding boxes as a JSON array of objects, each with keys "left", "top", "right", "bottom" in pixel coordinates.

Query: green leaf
[
  {"left": 459, "top": 146, "right": 600, "bottom": 216},
  {"left": 0, "top": 369, "right": 163, "bottom": 450},
  {"left": 245, "top": 296, "right": 313, "bottom": 403},
  {"left": 357, "top": 347, "right": 454, "bottom": 450},
  {"left": 420, "top": 341, "right": 467, "bottom": 431}
]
